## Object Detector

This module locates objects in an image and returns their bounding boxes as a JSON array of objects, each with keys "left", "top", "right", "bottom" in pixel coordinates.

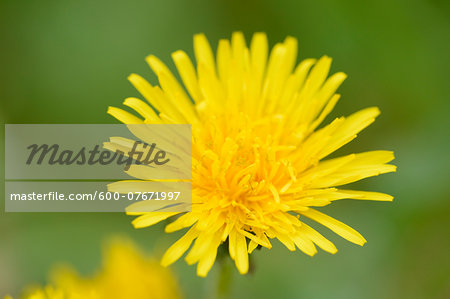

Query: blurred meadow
[{"left": 1, "top": 0, "right": 449, "bottom": 298}]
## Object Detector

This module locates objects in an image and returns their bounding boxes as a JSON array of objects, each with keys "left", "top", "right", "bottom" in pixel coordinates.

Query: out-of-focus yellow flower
[
  {"left": 5, "top": 238, "right": 182, "bottom": 299},
  {"left": 92, "top": 238, "right": 182, "bottom": 299},
  {"left": 6, "top": 285, "right": 97, "bottom": 299},
  {"left": 108, "top": 32, "right": 396, "bottom": 277}
]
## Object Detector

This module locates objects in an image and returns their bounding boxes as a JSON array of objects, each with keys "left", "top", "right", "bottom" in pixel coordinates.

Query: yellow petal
[
  {"left": 196, "top": 233, "right": 222, "bottom": 277},
  {"left": 107, "top": 106, "right": 143, "bottom": 124},
  {"left": 330, "top": 189, "right": 394, "bottom": 202},
  {"left": 165, "top": 213, "right": 198, "bottom": 233},
  {"left": 301, "top": 208, "right": 366, "bottom": 246},
  {"left": 194, "top": 33, "right": 216, "bottom": 73},
  {"left": 172, "top": 50, "right": 202, "bottom": 103},
  {"left": 161, "top": 227, "right": 198, "bottom": 266},
  {"left": 299, "top": 223, "right": 337, "bottom": 254},
  {"left": 131, "top": 212, "right": 179, "bottom": 229},
  {"left": 234, "top": 232, "right": 249, "bottom": 274},
  {"left": 318, "top": 107, "right": 380, "bottom": 159},
  {"left": 122, "top": 97, "right": 160, "bottom": 123},
  {"left": 310, "top": 151, "right": 396, "bottom": 188},
  {"left": 185, "top": 232, "right": 215, "bottom": 265},
  {"left": 292, "top": 233, "right": 317, "bottom": 256},
  {"left": 250, "top": 32, "right": 268, "bottom": 89}
]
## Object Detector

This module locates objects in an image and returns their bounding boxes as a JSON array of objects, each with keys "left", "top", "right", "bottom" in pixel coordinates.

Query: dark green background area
[{"left": 1, "top": 0, "right": 449, "bottom": 298}]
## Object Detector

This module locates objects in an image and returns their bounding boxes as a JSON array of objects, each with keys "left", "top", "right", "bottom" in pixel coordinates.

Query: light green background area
[{"left": 1, "top": 0, "right": 449, "bottom": 298}]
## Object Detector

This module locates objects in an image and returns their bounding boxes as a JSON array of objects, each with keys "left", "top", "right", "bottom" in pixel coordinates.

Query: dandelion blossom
[
  {"left": 5, "top": 239, "right": 181, "bottom": 299},
  {"left": 108, "top": 32, "right": 396, "bottom": 277}
]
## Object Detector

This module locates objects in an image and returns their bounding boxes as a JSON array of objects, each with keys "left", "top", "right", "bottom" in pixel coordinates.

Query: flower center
[{"left": 193, "top": 112, "right": 298, "bottom": 216}]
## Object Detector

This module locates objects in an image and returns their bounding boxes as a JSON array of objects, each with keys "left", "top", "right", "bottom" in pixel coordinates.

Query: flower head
[
  {"left": 6, "top": 238, "right": 181, "bottom": 299},
  {"left": 108, "top": 32, "right": 396, "bottom": 277}
]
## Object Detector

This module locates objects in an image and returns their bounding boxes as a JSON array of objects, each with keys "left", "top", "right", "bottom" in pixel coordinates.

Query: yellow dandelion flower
[
  {"left": 92, "top": 238, "right": 182, "bottom": 299},
  {"left": 108, "top": 32, "right": 396, "bottom": 277},
  {"left": 4, "top": 285, "right": 95, "bottom": 299},
  {"left": 7, "top": 285, "right": 97, "bottom": 299},
  {"left": 6, "top": 238, "right": 182, "bottom": 299}
]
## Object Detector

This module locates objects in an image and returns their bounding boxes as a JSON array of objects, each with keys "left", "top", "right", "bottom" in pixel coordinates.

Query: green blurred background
[{"left": 1, "top": 0, "right": 449, "bottom": 298}]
